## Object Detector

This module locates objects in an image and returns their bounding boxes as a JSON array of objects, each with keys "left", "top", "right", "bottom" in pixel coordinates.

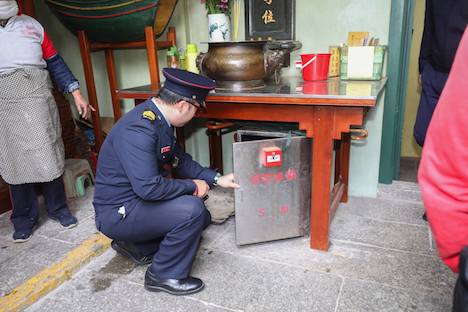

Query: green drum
[{"left": 45, "top": 0, "right": 177, "bottom": 42}]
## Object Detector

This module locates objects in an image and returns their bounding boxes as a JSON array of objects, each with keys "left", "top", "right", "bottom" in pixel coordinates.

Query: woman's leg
[
  {"left": 42, "top": 177, "right": 77, "bottom": 227},
  {"left": 9, "top": 183, "right": 39, "bottom": 240}
]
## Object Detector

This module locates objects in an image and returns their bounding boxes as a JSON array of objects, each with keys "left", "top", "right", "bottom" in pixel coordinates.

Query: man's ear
[{"left": 173, "top": 100, "right": 187, "bottom": 112}]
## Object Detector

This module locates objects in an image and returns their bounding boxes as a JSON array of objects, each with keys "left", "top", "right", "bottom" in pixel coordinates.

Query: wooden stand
[
  {"left": 77, "top": 26, "right": 176, "bottom": 150},
  {"left": 109, "top": 77, "right": 387, "bottom": 250}
]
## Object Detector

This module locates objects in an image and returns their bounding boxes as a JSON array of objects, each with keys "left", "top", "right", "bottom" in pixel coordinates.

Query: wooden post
[
  {"left": 145, "top": 26, "right": 160, "bottom": 91},
  {"left": 310, "top": 107, "right": 334, "bottom": 250},
  {"left": 167, "top": 26, "right": 176, "bottom": 46},
  {"left": 208, "top": 128, "right": 223, "bottom": 174},
  {"left": 104, "top": 49, "right": 121, "bottom": 122},
  {"left": 78, "top": 31, "right": 103, "bottom": 150},
  {"left": 22, "top": 0, "right": 36, "bottom": 16},
  {"left": 333, "top": 132, "right": 351, "bottom": 203},
  {"left": 339, "top": 133, "right": 351, "bottom": 203}
]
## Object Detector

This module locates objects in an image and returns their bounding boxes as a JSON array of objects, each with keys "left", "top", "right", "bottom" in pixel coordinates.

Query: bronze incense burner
[{"left": 197, "top": 41, "right": 287, "bottom": 91}]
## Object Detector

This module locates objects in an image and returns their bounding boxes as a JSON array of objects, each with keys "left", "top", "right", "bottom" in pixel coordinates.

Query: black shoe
[
  {"left": 50, "top": 212, "right": 78, "bottom": 229},
  {"left": 422, "top": 212, "right": 427, "bottom": 221},
  {"left": 13, "top": 228, "right": 33, "bottom": 243},
  {"left": 111, "top": 241, "right": 154, "bottom": 265},
  {"left": 144, "top": 269, "right": 204, "bottom": 295},
  {"left": 13, "top": 221, "right": 38, "bottom": 243}
]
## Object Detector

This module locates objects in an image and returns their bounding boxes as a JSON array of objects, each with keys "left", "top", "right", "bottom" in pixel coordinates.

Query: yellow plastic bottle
[{"left": 185, "top": 43, "right": 199, "bottom": 74}]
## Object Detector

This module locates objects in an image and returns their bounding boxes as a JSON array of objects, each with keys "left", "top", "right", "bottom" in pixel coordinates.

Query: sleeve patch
[{"left": 142, "top": 110, "right": 156, "bottom": 122}]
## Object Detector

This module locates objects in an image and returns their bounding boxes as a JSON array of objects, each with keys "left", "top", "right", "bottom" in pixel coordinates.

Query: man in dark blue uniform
[{"left": 93, "top": 68, "right": 239, "bottom": 295}]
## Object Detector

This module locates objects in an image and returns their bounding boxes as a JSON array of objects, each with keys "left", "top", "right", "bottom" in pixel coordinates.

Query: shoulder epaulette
[{"left": 142, "top": 110, "right": 157, "bottom": 122}]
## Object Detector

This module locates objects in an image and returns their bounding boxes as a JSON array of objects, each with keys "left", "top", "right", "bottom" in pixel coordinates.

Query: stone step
[{"left": 377, "top": 180, "right": 422, "bottom": 203}]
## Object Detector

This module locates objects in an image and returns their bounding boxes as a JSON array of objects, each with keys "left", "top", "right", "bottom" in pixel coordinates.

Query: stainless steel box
[{"left": 233, "top": 130, "right": 311, "bottom": 245}]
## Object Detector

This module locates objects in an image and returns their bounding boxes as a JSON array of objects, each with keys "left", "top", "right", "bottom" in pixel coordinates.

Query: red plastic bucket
[
  {"left": 300, "top": 53, "right": 331, "bottom": 81},
  {"left": 303, "top": 81, "right": 328, "bottom": 95}
]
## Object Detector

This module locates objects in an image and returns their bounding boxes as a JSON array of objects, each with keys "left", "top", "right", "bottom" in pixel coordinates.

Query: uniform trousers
[
  {"left": 413, "top": 64, "right": 449, "bottom": 146},
  {"left": 9, "top": 177, "right": 69, "bottom": 230},
  {"left": 97, "top": 195, "right": 211, "bottom": 279}
]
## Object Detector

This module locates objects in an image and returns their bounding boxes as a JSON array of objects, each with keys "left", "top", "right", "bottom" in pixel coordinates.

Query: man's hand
[
  {"left": 193, "top": 179, "right": 209, "bottom": 198},
  {"left": 216, "top": 173, "right": 240, "bottom": 189},
  {"left": 72, "top": 89, "right": 95, "bottom": 120}
]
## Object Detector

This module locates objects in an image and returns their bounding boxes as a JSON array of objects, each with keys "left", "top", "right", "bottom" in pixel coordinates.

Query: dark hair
[{"left": 157, "top": 87, "right": 190, "bottom": 105}]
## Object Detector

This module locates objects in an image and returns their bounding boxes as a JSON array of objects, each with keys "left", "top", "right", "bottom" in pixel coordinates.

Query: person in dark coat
[
  {"left": 414, "top": 0, "right": 467, "bottom": 221},
  {"left": 93, "top": 68, "right": 239, "bottom": 296},
  {"left": 413, "top": 0, "right": 468, "bottom": 146}
]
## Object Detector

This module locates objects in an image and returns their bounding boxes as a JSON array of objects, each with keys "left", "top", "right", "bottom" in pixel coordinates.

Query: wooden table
[{"left": 118, "top": 77, "right": 387, "bottom": 250}]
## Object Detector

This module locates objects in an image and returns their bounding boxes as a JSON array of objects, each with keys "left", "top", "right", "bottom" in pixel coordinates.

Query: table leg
[
  {"left": 334, "top": 140, "right": 341, "bottom": 184},
  {"left": 310, "top": 108, "right": 334, "bottom": 250},
  {"left": 339, "top": 133, "right": 351, "bottom": 203},
  {"left": 207, "top": 127, "right": 223, "bottom": 174},
  {"left": 205, "top": 121, "right": 235, "bottom": 174}
]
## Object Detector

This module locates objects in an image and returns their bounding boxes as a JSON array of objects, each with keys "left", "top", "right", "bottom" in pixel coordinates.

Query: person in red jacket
[{"left": 418, "top": 26, "right": 468, "bottom": 312}]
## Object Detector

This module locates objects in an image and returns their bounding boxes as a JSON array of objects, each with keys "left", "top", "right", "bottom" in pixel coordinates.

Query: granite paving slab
[
  {"left": 104, "top": 248, "right": 343, "bottom": 312},
  {"left": 330, "top": 211, "right": 431, "bottom": 254},
  {"left": 26, "top": 251, "right": 238, "bottom": 312},
  {"left": 208, "top": 222, "right": 455, "bottom": 298},
  {"left": 336, "top": 278, "right": 452, "bottom": 312},
  {"left": 340, "top": 196, "right": 426, "bottom": 226},
  {"left": 0, "top": 236, "right": 74, "bottom": 297},
  {"left": 378, "top": 182, "right": 422, "bottom": 202},
  {"left": 0, "top": 187, "right": 94, "bottom": 299}
]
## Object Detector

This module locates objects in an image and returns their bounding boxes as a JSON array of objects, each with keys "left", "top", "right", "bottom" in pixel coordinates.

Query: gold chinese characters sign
[{"left": 245, "top": 0, "right": 295, "bottom": 40}]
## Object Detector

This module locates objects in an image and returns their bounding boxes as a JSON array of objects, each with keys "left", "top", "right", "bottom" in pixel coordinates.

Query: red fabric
[
  {"left": 41, "top": 31, "right": 57, "bottom": 60},
  {"left": 16, "top": 0, "right": 21, "bottom": 15},
  {"left": 419, "top": 26, "right": 468, "bottom": 273}
]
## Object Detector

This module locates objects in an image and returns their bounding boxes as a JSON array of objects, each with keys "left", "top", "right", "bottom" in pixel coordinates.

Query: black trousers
[
  {"left": 413, "top": 63, "right": 449, "bottom": 146},
  {"left": 9, "top": 177, "right": 69, "bottom": 230},
  {"left": 453, "top": 247, "right": 468, "bottom": 312}
]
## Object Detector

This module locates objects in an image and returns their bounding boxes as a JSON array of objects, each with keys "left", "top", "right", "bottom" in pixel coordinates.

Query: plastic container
[
  {"left": 300, "top": 53, "right": 331, "bottom": 81},
  {"left": 185, "top": 43, "right": 199, "bottom": 74},
  {"left": 302, "top": 81, "right": 328, "bottom": 95},
  {"left": 179, "top": 49, "right": 186, "bottom": 70},
  {"left": 339, "top": 45, "right": 387, "bottom": 80},
  {"left": 166, "top": 46, "right": 179, "bottom": 69},
  {"left": 328, "top": 46, "right": 340, "bottom": 77}
]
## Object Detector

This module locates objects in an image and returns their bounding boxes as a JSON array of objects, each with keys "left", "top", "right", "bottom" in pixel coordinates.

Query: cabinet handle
[{"left": 350, "top": 128, "right": 368, "bottom": 141}]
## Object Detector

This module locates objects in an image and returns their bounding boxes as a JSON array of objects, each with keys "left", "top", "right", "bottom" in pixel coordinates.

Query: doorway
[{"left": 398, "top": 0, "right": 425, "bottom": 182}]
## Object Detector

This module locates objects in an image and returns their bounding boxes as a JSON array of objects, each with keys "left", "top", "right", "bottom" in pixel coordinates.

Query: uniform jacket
[
  {"left": 419, "top": 27, "right": 468, "bottom": 273},
  {"left": 93, "top": 99, "right": 217, "bottom": 211},
  {"left": 419, "top": 0, "right": 468, "bottom": 74}
]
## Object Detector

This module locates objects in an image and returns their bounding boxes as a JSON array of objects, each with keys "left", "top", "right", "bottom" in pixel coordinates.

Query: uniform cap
[{"left": 162, "top": 68, "right": 215, "bottom": 107}]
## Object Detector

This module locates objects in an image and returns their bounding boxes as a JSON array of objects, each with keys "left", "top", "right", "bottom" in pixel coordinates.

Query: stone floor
[
  {"left": 0, "top": 188, "right": 97, "bottom": 298},
  {"left": 399, "top": 157, "right": 421, "bottom": 183},
  {"left": 0, "top": 182, "right": 456, "bottom": 311}
]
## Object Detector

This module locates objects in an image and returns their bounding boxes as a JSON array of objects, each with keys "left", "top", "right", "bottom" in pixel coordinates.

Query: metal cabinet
[{"left": 233, "top": 130, "right": 311, "bottom": 245}]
